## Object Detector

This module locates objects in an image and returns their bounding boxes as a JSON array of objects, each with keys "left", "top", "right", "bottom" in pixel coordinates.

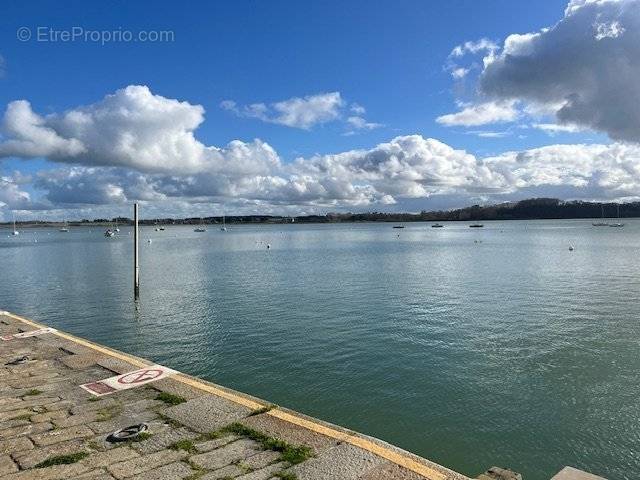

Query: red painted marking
[
  {"left": 117, "top": 368, "right": 164, "bottom": 384},
  {"left": 83, "top": 381, "right": 117, "bottom": 395}
]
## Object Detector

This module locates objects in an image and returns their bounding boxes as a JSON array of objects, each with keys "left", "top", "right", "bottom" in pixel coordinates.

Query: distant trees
[{"left": 3, "top": 198, "right": 639, "bottom": 226}]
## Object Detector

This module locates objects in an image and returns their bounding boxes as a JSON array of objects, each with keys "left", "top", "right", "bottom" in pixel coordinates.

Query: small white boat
[
  {"left": 59, "top": 220, "right": 69, "bottom": 232},
  {"left": 569, "top": 245, "right": 574, "bottom": 251},
  {"left": 11, "top": 215, "right": 19, "bottom": 236},
  {"left": 194, "top": 217, "right": 206, "bottom": 232},
  {"left": 220, "top": 214, "right": 227, "bottom": 231},
  {"left": 114, "top": 220, "right": 120, "bottom": 233}
]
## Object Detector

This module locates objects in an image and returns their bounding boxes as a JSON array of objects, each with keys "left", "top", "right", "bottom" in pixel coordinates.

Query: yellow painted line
[
  {"left": 270, "top": 409, "right": 447, "bottom": 480},
  {"left": 1, "top": 311, "right": 451, "bottom": 480}
]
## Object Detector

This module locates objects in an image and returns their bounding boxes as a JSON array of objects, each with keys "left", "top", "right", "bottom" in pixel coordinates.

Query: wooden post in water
[{"left": 134, "top": 203, "right": 140, "bottom": 299}]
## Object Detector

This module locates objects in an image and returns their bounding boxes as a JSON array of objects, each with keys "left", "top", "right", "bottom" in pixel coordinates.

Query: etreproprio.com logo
[{"left": 17, "top": 26, "right": 175, "bottom": 45}]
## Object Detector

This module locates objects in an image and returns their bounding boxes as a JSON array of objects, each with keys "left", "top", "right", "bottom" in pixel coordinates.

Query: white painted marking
[
  {"left": 1, "top": 327, "right": 57, "bottom": 341},
  {"left": 80, "top": 364, "right": 177, "bottom": 396}
]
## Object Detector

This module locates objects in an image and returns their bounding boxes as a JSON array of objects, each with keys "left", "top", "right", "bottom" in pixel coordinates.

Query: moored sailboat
[
  {"left": 12, "top": 215, "right": 19, "bottom": 236},
  {"left": 592, "top": 205, "right": 609, "bottom": 226},
  {"left": 194, "top": 218, "right": 206, "bottom": 232},
  {"left": 609, "top": 204, "right": 624, "bottom": 228}
]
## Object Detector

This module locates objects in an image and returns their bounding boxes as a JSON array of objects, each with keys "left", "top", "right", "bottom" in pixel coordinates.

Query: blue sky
[{"left": 0, "top": 0, "right": 638, "bottom": 219}]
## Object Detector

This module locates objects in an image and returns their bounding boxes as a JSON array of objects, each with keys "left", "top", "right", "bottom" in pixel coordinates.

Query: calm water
[{"left": 1, "top": 220, "right": 639, "bottom": 479}]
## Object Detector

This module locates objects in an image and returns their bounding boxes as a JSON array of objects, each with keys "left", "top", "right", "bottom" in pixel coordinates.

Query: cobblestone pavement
[{"left": 0, "top": 312, "right": 470, "bottom": 480}]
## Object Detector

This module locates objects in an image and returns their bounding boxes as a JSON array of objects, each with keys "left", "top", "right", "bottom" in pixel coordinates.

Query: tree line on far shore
[{"left": 4, "top": 198, "right": 639, "bottom": 226}]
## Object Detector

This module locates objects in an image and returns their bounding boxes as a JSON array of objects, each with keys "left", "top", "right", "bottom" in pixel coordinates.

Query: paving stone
[
  {"left": 0, "top": 396, "right": 60, "bottom": 413},
  {"left": 53, "top": 411, "right": 101, "bottom": 428},
  {"left": 0, "top": 422, "right": 52, "bottom": 440},
  {"left": 106, "top": 449, "right": 187, "bottom": 479},
  {"left": 0, "top": 436, "right": 33, "bottom": 454},
  {"left": 128, "top": 461, "right": 194, "bottom": 480},
  {"left": 80, "top": 447, "right": 140, "bottom": 468},
  {"left": 550, "top": 466, "right": 606, "bottom": 480},
  {"left": 5, "top": 376, "right": 65, "bottom": 389},
  {"left": 0, "top": 454, "right": 19, "bottom": 476},
  {"left": 0, "top": 397, "right": 22, "bottom": 407},
  {"left": 96, "top": 358, "right": 140, "bottom": 375},
  {"left": 243, "top": 449, "right": 281, "bottom": 469},
  {"left": 10, "top": 364, "right": 57, "bottom": 377},
  {"left": 58, "top": 341, "right": 97, "bottom": 356},
  {"left": 359, "top": 461, "right": 426, "bottom": 480},
  {"left": 291, "top": 443, "right": 385, "bottom": 480},
  {"left": 31, "top": 410, "right": 68, "bottom": 423},
  {"left": 30, "top": 425, "right": 94, "bottom": 446},
  {"left": 76, "top": 471, "right": 117, "bottom": 479},
  {"left": 3, "top": 462, "right": 91, "bottom": 479},
  {"left": 235, "top": 461, "right": 286, "bottom": 480},
  {"left": 240, "top": 413, "right": 336, "bottom": 454},
  {"left": 162, "top": 395, "right": 252, "bottom": 433},
  {"left": 194, "top": 434, "right": 240, "bottom": 453},
  {"left": 0, "top": 418, "right": 31, "bottom": 429},
  {"left": 200, "top": 464, "right": 244, "bottom": 479},
  {"left": 190, "top": 438, "right": 262, "bottom": 470},
  {"left": 40, "top": 400, "right": 74, "bottom": 412},
  {"left": 0, "top": 408, "right": 34, "bottom": 422},
  {"left": 12, "top": 440, "right": 89, "bottom": 469},
  {"left": 129, "top": 427, "right": 199, "bottom": 454},
  {"left": 151, "top": 378, "right": 204, "bottom": 401},
  {"left": 60, "top": 353, "right": 106, "bottom": 370},
  {"left": 70, "top": 397, "right": 121, "bottom": 415}
]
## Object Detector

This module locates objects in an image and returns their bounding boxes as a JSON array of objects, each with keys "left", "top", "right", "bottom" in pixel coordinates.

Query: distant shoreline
[
  {"left": 1, "top": 217, "right": 638, "bottom": 229},
  {"left": 2, "top": 197, "right": 639, "bottom": 226}
]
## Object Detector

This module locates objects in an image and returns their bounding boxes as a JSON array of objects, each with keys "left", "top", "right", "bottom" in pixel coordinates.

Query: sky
[{"left": 0, "top": 0, "right": 639, "bottom": 220}]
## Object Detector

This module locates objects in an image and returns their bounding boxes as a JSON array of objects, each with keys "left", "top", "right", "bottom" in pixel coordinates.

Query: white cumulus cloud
[
  {"left": 221, "top": 92, "right": 344, "bottom": 130},
  {"left": 436, "top": 101, "right": 519, "bottom": 126},
  {"left": 222, "top": 92, "right": 382, "bottom": 133},
  {"left": 478, "top": 0, "right": 640, "bottom": 141},
  {"left": 2, "top": 86, "right": 640, "bottom": 217},
  {"left": 440, "top": 0, "right": 640, "bottom": 142}
]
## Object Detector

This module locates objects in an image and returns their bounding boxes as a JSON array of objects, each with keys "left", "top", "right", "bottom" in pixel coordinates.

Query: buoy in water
[
  {"left": 266, "top": 243, "right": 271, "bottom": 249},
  {"left": 569, "top": 245, "right": 574, "bottom": 251}
]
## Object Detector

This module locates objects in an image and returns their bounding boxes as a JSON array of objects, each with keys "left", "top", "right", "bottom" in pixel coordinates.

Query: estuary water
[{"left": 1, "top": 220, "right": 639, "bottom": 480}]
